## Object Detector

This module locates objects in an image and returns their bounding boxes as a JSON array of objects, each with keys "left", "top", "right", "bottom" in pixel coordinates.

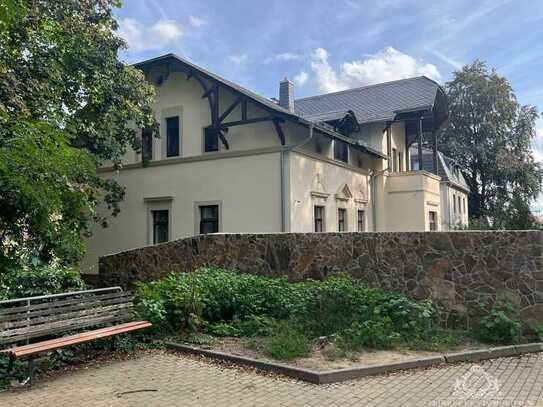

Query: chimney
[{"left": 279, "top": 78, "right": 294, "bottom": 111}]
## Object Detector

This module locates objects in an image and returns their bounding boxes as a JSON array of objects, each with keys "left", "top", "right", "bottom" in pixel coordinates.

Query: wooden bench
[{"left": 0, "top": 287, "right": 151, "bottom": 381}]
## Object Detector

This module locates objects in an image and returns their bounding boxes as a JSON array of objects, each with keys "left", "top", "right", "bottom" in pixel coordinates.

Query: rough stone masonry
[{"left": 98, "top": 231, "right": 543, "bottom": 328}]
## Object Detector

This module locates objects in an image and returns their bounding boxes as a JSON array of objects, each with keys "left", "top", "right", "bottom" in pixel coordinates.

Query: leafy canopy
[
  {"left": 0, "top": 0, "right": 157, "bottom": 268},
  {"left": 439, "top": 61, "right": 542, "bottom": 229}
]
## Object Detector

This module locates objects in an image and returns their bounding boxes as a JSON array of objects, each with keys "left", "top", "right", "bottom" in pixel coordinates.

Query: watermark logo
[
  {"left": 452, "top": 365, "right": 501, "bottom": 400},
  {"left": 429, "top": 365, "right": 535, "bottom": 406}
]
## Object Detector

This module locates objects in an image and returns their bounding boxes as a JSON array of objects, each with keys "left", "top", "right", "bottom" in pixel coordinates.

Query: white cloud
[
  {"left": 189, "top": 15, "right": 206, "bottom": 27},
  {"left": 229, "top": 54, "right": 248, "bottom": 64},
  {"left": 310, "top": 48, "right": 345, "bottom": 93},
  {"left": 275, "top": 52, "right": 302, "bottom": 61},
  {"left": 293, "top": 71, "right": 309, "bottom": 86},
  {"left": 118, "top": 18, "right": 184, "bottom": 52},
  {"left": 310, "top": 46, "right": 441, "bottom": 93}
]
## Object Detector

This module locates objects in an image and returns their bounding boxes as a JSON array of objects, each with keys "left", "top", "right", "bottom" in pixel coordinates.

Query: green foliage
[
  {"left": 478, "top": 298, "right": 521, "bottom": 345},
  {"left": 0, "top": 0, "right": 157, "bottom": 267},
  {"left": 0, "top": 265, "right": 86, "bottom": 300},
  {"left": 336, "top": 319, "right": 401, "bottom": 351},
  {"left": 135, "top": 268, "right": 439, "bottom": 354},
  {"left": 0, "top": 355, "right": 27, "bottom": 390},
  {"left": 235, "top": 315, "right": 276, "bottom": 337},
  {"left": 440, "top": 60, "right": 542, "bottom": 229},
  {"left": 533, "top": 325, "right": 543, "bottom": 342},
  {"left": 403, "top": 329, "right": 467, "bottom": 352},
  {"left": 262, "top": 322, "right": 312, "bottom": 361},
  {"left": 206, "top": 322, "right": 241, "bottom": 337}
]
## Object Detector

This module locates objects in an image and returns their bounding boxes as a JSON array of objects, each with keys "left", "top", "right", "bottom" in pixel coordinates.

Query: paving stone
[{"left": 1, "top": 351, "right": 542, "bottom": 407}]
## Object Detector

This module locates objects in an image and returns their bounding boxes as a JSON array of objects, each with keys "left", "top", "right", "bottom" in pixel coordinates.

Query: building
[
  {"left": 411, "top": 148, "right": 470, "bottom": 230},
  {"left": 82, "top": 53, "right": 463, "bottom": 275}
]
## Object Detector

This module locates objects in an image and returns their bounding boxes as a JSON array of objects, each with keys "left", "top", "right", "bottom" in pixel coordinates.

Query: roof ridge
[{"left": 294, "top": 76, "right": 431, "bottom": 103}]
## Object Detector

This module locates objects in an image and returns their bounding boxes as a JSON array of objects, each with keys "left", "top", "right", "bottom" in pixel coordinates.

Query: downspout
[
  {"left": 280, "top": 122, "right": 314, "bottom": 232},
  {"left": 369, "top": 167, "right": 388, "bottom": 232}
]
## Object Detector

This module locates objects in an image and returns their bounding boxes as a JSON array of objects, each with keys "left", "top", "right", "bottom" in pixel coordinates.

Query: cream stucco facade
[{"left": 81, "top": 54, "right": 456, "bottom": 275}]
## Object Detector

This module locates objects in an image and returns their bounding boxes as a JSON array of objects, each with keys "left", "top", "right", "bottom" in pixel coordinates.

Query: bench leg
[
  {"left": 110, "top": 335, "right": 116, "bottom": 351},
  {"left": 7, "top": 355, "right": 15, "bottom": 375},
  {"left": 27, "top": 358, "right": 36, "bottom": 385}
]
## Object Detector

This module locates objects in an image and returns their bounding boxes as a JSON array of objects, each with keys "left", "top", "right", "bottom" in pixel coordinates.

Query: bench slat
[
  {"left": 0, "top": 291, "right": 130, "bottom": 316},
  {"left": 0, "top": 311, "right": 132, "bottom": 345},
  {"left": 1, "top": 321, "right": 151, "bottom": 358},
  {"left": 1, "top": 321, "right": 149, "bottom": 353},
  {"left": 1, "top": 301, "right": 133, "bottom": 331},
  {"left": 0, "top": 295, "right": 133, "bottom": 323},
  {"left": 0, "top": 307, "right": 132, "bottom": 338}
]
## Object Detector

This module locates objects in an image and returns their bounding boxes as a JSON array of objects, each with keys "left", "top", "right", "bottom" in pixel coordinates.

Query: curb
[
  {"left": 167, "top": 341, "right": 543, "bottom": 385},
  {"left": 166, "top": 342, "right": 321, "bottom": 383}
]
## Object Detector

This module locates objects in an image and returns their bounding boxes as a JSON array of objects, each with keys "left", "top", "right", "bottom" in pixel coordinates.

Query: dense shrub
[
  {"left": 478, "top": 298, "right": 521, "bottom": 345},
  {"left": 134, "top": 268, "right": 437, "bottom": 345},
  {"left": 0, "top": 265, "right": 86, "bottom": 300}
]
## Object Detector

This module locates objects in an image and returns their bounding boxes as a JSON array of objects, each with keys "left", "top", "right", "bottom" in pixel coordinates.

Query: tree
[
  {"left": 439, "top": 61, "right": 542, "bottom": 229},
  {"left": 0, "top": 0, "right": 157, "bottom": 269}
]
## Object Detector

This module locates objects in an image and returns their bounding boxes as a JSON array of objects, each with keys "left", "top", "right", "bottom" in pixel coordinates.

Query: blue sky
[{"left": 116, "top": 0, "right": 543, "bottom": 208}]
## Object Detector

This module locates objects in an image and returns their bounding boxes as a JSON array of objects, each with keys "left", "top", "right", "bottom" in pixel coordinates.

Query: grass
[{"left": 261, "top": 322, "right": 312, "bottom": 361}]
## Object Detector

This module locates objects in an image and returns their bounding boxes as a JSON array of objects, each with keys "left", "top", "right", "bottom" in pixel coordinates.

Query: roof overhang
[{"left": 134, "top": 53, "right": 388, "bottom": 161}]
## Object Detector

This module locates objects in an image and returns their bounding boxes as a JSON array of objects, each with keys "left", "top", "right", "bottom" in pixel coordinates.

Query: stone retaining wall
[{"left": 99, "top": 231, "right": 543, "bottom": 327}]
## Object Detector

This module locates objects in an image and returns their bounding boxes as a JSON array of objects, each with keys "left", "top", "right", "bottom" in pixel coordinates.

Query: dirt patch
[{"left": 190, "top": 337, "right": 486, "bottom": 371}]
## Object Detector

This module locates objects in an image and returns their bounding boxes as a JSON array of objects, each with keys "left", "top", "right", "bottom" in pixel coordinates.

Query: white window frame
[
  {"left": 194, "top": 200, "right": 223, "bottom": 235},
  {"left": 144, "top": 197, "right": 173, "bottom": 245}
]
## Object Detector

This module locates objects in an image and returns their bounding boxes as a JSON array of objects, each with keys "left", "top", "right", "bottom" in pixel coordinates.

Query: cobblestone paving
[{"left": 1, "top": 351, "right": 543, "bottom": 407}]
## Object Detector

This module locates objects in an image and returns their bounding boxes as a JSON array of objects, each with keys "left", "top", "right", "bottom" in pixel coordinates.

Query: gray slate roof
[
  {"left": 295, "top": 77, "right": 440, "bottom": 124},
  {"left": 413, "top": 148, "right": 470, "bottom": 192}
]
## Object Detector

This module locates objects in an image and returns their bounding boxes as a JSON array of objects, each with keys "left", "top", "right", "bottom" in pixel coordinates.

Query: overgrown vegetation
[
  {"left": 135, "top": 268, "right": 447, "bottom": 360},
  {"left": 135, "top": 269, "right": 539, "bottom": 361},
  {"left": 478, "top": 298, "right": 522, "bottom": 345}
]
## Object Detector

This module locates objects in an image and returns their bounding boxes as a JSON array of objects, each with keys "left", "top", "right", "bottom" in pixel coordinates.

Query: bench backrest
[{"left": 0, "top": 287, "right": 134, "bottom": 347}]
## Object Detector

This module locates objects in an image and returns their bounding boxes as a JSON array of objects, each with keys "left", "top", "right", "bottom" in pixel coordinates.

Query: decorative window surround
[{"left": 310, "top": 191, "right": 330, "bottom": 200}]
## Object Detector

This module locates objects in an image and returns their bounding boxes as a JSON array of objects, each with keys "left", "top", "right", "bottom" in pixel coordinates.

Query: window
[
  {"left": 200, "top": 205, "right": 219, "bottom": 234},
  {"left": 204, "top": 127, "right": 219, "bottom": 152},
  {"left": 357, "top": 210, "right": 366, "bottom": 232},
  {"left": 142, "top": 127, "right": 153, "bottom": 162},
  {"left": 398, "top": 152, "right": 403, "bottom": 172},
  {"left": 458, "top": 196, "right": 462, "bottom": 214},
  {"left": 392, "top": 148, "right": 397, "bottom": 172},
  {"left": 463, "top": 198, "right": 466, "bottom": 214},
  {"left": 429, "top": 211, "right": 437, "bottom": 231},
  {"left": 166, "top": 116, "right": 180, "bottom": 157},
  {"left": 453, "top": 195, "right": 456, "bottom": 213},
  {"left": 152, "top": 210, "right": 169, "bottom": 244},
  {"left": 314, "top": 206, "right": 325, "bottom": 232},
  {"left": 334, "top": 140, "right": 348, "bottom": 163},
  {"left": 338, "top": 208, "right": 347, "bottom": 232}
]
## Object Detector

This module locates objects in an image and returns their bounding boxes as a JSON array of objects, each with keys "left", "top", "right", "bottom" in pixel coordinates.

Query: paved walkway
[{"left": 1, "top": 351, "right": 542, "bottom": 406}]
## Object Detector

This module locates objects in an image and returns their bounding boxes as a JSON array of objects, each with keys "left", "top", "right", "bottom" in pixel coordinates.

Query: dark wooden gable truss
[
  {"left": 182, "top": 66, "right": 287, "bottom": 149},
  {"left": 139, "top": 56, "right": 388, "bottom": 160}
]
